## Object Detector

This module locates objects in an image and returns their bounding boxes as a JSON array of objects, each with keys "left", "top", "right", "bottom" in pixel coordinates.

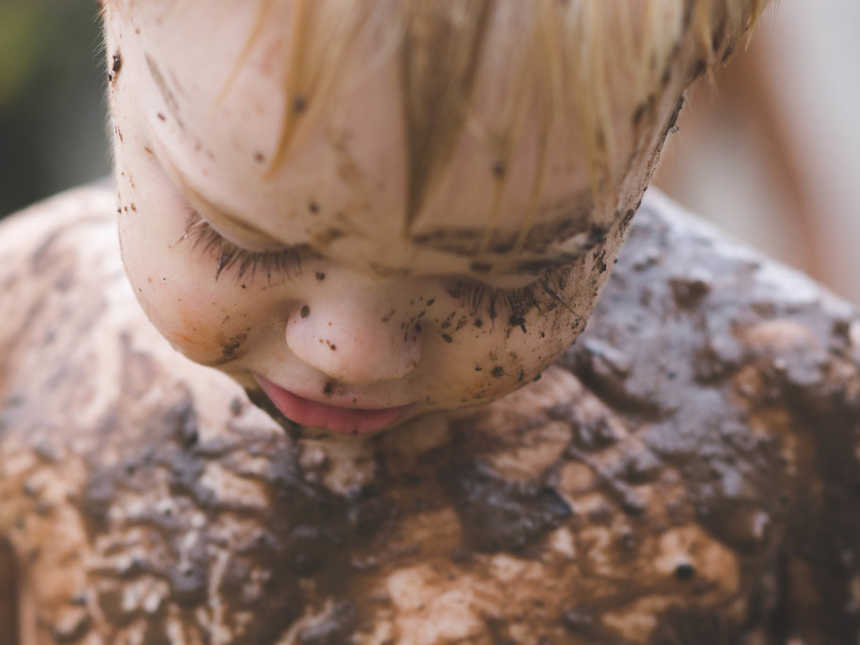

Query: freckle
[
  {"left": 293, "top": 95, "right": 307, "bottom": 113},
  {"left": 415, "top": 323, "right": 422, "bottom": 333},
  {"left": 441, "top": 333, "right": 453, "bottom": 343},
  {"left": 130, "top": 204, "right": 136, "bottom": 212},
  {"left": 491, "top": 366, "right": 504, "bottom": 378},
  {"left": 300, "top": 305, "right": 310, "bottom": 318},
  {"left": 474, "top": 319, "right": 483, "bottom": 328},
  {"left": 426, "top": 298, "right": 435, "bottom": 306},
  {"left": 253, "top": 151, "right": 265, "bottom": 163},
  {"left": 474, "top": 366, "right": 482, "bottom": 372},
  {"left": 491, "top": 160, "right": 506, "bottom": 179},
  {"left": 539, "top": 331, "right": 545, "bottom": 338},
  {"left": 308, "top": 201, "right": 320, "bottom": 214},
  {"left": 147, "top": 276, "right": 152, "bottom": 284},
  {"left": 328, "top": 321, "right": 332, "bottom": 326},
  {"left": 157, "top": 113, "right": 166, "bottom": 121},
  {"left": 241, "top": 283, "right": 247, "bottom": 289},
  {"left": 144, "top": 146, "right": 153, "bottom": 155},
  {"left": 315, "top": 272, "right": 326, "bottom": 281},
  {"left": 330, "top": 344, "right": 336, "bottom": 351}
]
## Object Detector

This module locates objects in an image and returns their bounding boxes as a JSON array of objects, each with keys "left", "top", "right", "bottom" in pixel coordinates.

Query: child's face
[{"left": 105, "top": 4, "right": 667, "bottom": 436}]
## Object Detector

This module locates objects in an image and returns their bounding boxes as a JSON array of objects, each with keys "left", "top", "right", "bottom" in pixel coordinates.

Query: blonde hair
[{"left": 111, "top": 0, "right": 768, "bottom": 239}]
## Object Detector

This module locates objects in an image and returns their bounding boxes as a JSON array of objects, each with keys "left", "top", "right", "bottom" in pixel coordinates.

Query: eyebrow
[{"left": 411, "top": 195, "right": 597, "bottom": 258}]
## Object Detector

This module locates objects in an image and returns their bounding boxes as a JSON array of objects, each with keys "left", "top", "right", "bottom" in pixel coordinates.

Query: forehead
[{"left": 118, "top": 2, "right": 606, "bottom": 277}]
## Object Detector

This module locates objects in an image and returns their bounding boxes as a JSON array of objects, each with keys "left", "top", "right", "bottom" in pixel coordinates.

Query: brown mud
[{"left": 1, "top": 187, "right": 859, "bottom": 643}]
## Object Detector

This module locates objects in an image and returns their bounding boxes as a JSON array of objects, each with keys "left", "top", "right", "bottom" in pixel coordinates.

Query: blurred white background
[{"left": 656, "top": 0, "right": 860, "bottom": 303}]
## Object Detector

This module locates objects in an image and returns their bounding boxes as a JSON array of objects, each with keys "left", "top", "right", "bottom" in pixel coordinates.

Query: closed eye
[
  {"left": 444, "top": 263, "right": 576, "bottom": 324},
  {"left": 182, "top": 210, "right": 318, "bottom": 282}
]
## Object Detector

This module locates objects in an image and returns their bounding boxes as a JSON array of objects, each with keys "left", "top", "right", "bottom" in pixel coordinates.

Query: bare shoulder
[
  {"left": 0, "top": 185, "right": 276, "bottom": 644},
  {"left": 556, "top": 190, "right": 860, "bottom": 643},
  {"left": 0, "top": 185, "right": 118, "bottom": 357},
  {"left": 1, "top": 187, "right": 859, "bottom": 644}
]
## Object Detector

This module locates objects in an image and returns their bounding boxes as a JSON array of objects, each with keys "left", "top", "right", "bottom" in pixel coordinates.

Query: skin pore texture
[{"left": 106, "top": 0, "right": 765, "bottom": 436}]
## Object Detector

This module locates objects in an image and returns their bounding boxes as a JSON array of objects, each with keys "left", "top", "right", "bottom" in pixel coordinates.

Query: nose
[{"left": 285, "top": 292, "right": 422, "bottom": 385}]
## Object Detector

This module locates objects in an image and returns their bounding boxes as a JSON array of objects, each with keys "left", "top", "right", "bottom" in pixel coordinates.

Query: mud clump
[{"left": 440, "top": 459, "right": 571, "bottom": 552}]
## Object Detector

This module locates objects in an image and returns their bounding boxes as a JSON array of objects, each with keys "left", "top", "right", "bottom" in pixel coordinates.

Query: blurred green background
[{"left": 0, "top": 2, "right": 109, "bottom": 218}]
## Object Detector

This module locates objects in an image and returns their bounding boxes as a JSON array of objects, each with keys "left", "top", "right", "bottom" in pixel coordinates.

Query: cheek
[
  {"left": 118, "top": 215, "right": 253, "bottom": 366},
  {"left": 113, "top": 145, "right": 267, "bottom": 367},
  {"left": 443, "top": 310, "right": 579, "bottom": 405}
]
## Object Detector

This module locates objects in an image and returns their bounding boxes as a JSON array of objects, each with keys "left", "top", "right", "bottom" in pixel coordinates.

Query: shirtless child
[
  {"left": 3, "top": 1, "right": 860, "bottom": 643},
  {"left": 108, "top": 0, "right": 724, "bottom": 437}
]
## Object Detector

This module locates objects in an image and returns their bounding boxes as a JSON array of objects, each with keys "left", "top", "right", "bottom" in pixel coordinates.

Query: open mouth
[{"left": 254, "top": 374, "right": 413, "bottom": 435}]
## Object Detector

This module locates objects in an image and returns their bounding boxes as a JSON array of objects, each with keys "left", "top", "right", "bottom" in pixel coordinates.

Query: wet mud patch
[
  {"left": 439, "top": 459, "right": 571, "bottom": 552},
  {"left": 76, "top": 386, "right": 395, "bottom": 642}
]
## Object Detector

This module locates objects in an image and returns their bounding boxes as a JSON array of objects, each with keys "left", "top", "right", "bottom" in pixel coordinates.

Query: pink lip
[{"left": 255, "top": 375, "right": 413, "bottom": 435}]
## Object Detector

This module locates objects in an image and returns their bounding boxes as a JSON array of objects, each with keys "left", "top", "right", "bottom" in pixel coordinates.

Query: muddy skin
[
  {"left": 2, "top": 186, "right": 859, "bottom": 643},
  {"left": 108, "top": 52, "right": 122, "bottom": 83},
  {"left": 145, "top": 54, "right": 182, "bottom": 129},
  {"left": 214, "top": 331, "right": 249, "bottom": 366},
  {"left": 411, "top": 199, "right": 593, "bottom": 257}
]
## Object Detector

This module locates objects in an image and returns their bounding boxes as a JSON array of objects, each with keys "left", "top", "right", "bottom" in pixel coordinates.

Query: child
[
  {"left": 4, "top": 1, "right": 859, "bottom": 643},
  {"left": 104, "top": 0, "right": 765, "bottom": 436}
]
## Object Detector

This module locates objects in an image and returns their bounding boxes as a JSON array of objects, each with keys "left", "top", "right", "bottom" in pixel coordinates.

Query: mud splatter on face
[{"left": 108, "top": 51, "right": 122, "bottom": 82}]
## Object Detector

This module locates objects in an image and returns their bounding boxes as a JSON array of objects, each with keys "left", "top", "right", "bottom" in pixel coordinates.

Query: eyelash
[
  {"left": 183, "top": 211, "right": 310, "bottom": 281},
  {"left": 182, "top": 211, "right": 575, "bottom": 318},
  {"left": 446, "top": 265, "right": 574, "bottom": 322}
]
